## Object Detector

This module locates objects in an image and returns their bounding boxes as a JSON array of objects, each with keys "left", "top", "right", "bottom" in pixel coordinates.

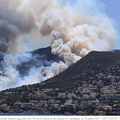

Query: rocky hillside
[{"left": 41, "top": 50, "right": 120, "bottom": 90}]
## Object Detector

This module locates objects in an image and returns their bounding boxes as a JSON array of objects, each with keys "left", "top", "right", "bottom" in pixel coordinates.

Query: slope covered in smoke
[
  {"left": 2, "top": 49, "right": 120, "bottom": 93},
  {"left": 17, "top": 46, "right": 60, "bottom": 76},
  {"left": 0, "top": 46, "right": 62, "bottom": 90}
]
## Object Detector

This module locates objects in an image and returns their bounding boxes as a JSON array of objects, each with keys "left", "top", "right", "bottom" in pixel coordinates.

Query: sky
[
  {"left": 99, "top": 0, "right": 120, "bottom": 49},
  {"left": 65, "top": 0, "right": 120, "bottom": 50}
]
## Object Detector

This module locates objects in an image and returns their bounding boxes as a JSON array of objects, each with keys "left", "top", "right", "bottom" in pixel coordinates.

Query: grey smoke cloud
[
  {"left": 0, "top": 52, "right": 67, "bottom": 90},
  {"left": 0, "top": 0, "right": 35, "bottom": 52},
  {"left": 0, "top": 0, "right": 117, "bottom": 90},
  {"left": 33, "top": 0, "right": 116, "bottom": 66}
]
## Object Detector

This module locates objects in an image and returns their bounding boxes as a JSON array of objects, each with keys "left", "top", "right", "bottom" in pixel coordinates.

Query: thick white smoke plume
[{"left": 0, "top": 0, "right": 117, "bottom": 90}]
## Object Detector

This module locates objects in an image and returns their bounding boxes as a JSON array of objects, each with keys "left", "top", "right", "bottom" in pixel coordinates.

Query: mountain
[
  {"left": 32, "top": 46, "right": 59, "bottom": 61},
  {"left": 41, "top": 50, "right": 120, "bottom": 90},
  {"left": 0, "top": 47, "right": 60, "bottom": 76},
  {"left": 1, "top": 49, "right": 120, "bottom": 91},
  {"left": 17, "top": 46, "right": 60, "bottom": 76}
]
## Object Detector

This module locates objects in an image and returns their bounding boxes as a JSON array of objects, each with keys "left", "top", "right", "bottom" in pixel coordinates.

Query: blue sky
[{"left": 99, "top": 0, "right": 120, "bottom": 49}]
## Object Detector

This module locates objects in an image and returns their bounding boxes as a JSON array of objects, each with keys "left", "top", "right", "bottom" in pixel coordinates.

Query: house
[
  {"left": 97, "top": 80, "right": 103, "bottom": 86},
  {"left": 100, "top": 105, "right": 112, "bottom": 111},
  {"left": 29, "top": 93, "right": 33, "bottom": 96},
  {"left": 42, "top": 89, "right": 53, "bottom": 93},
  {"left": 101, "top": 86, "right": 110, "bottom": 93},
  {"left": 55, "top": 100, "right": 60, "bottom": 104},
  {"left": 55, "top": 88, "right": 59, "bottom": 90},
  {"left": 13, "top": 103, "right": 23, "bottom": 107},
  {"left": 82, "top": 84, "right": 87, "bottom": 88},
  {"left": 77, "top": 87, "right": 82, "bottom": 92},
  {"left": 82, "top": 81, "right": 86, "bottom": 84},
  {"left": 89, "top": 93, "right": 96, "bottom": 98},
  {"left": 31, "top": 94, "right": 39, "bottom": 99},
  {"left": 0, "top": 99, "right": 5, "bottom": 102},
  {"left": 1, "top": 104, "right": 8, "bottom": 107},
  {"left": 15, "top": 101, "right": 21, "bottom": 103},
  {"left": 98, "top": 73, "right": 103, "bottom": 77},
  {"left": 37, "top": 94, "right": 47, "bottom": 99},
  {"left": 113, "top": 82, "right": 120, "bottom": 86},
  {"left": 115, "top": 94, "right": 120, "bottom": 98},
  {"left": 51, "top": 104, "right": 59, "bottom": 109},
  {"left": 81, "top": 89, "right": 90, "bottom": 94},
  {"left": 80, "top": 101, "right": 87, "bottom": 108},
  {"left": 76, "top": 111, "right": 83, "bottom": 115},
  {"left": 23, "top": 103, "right": 34, "bottom": 107},
  {"left": 37, "top": 91, "right": 44, "bottom": 94},
  {"left": 76, "top": 97, "right": 82, "bottom": 100},
  {"left": 64, "top": 112, "right": 72, "bottom": 115},
  {"left": 110, "top": 76, "right": 116, "bottom": 84},
  {"left": 100, "top": 101, "right": 109, "bottom": 106},
  {"left": 58, "top": 93, "right": 66, "bottom": 98},
  {"left": 108, "top": 94, "right": 114, "bottom": 98},
  {"left": 100, "top": 94, "right": 107, "bottom": 99},
  {"left": 65, "top": 99, "right": 73, "bottom": 104},
  {"left": 21, "top": 92, "right": 25, "bottom": 94},
  {"left": 89, "top": 88, "right": 96, "bottom": 92},
  {"left": 92, "top": 80, "right": 97, "bottom": 85},
  {"left": 82, "top": 94, "right": 89, "bottom": 99},
  {"left": 48, "top": 99, "right": 55, "bottom": 104},
  {"left": 67, "top": 93, "right": 76, "bottom": 99},
  {"left": 36, "top": 100, "right": 47, "bottom": 107},
  {"left": 64, "top": 103, "right": 75, "bottom": 108},
  {"left": 4, "top": 92, "right": 17, "bottom": 95},
  {"left": 110, "top": 89, "right": 117, "bottom": 94},
  {"left": 106, "top": 74, "right": 112, "bottom": 79},
  {"left": 87, "top": 100, "right": 100, "bottom": 106},
  {"left": 88, "top": 84, "right": 93, "bottom": 89},
  {"left": 113, "top": 104, "right": 119, "bottom": 107},
  {"left": 73, "top": 100, "right": 78, "bottom": 106}
]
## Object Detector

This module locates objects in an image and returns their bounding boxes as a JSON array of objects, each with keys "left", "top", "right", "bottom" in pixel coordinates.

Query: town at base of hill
[{"left": 0, "top": 50, "right": 120, "bottom": 115}]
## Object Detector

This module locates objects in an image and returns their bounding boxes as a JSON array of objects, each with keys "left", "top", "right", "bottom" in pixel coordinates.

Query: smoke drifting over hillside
[{"left": 0, "top": 0, "right": 117, "bottom": 90}]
